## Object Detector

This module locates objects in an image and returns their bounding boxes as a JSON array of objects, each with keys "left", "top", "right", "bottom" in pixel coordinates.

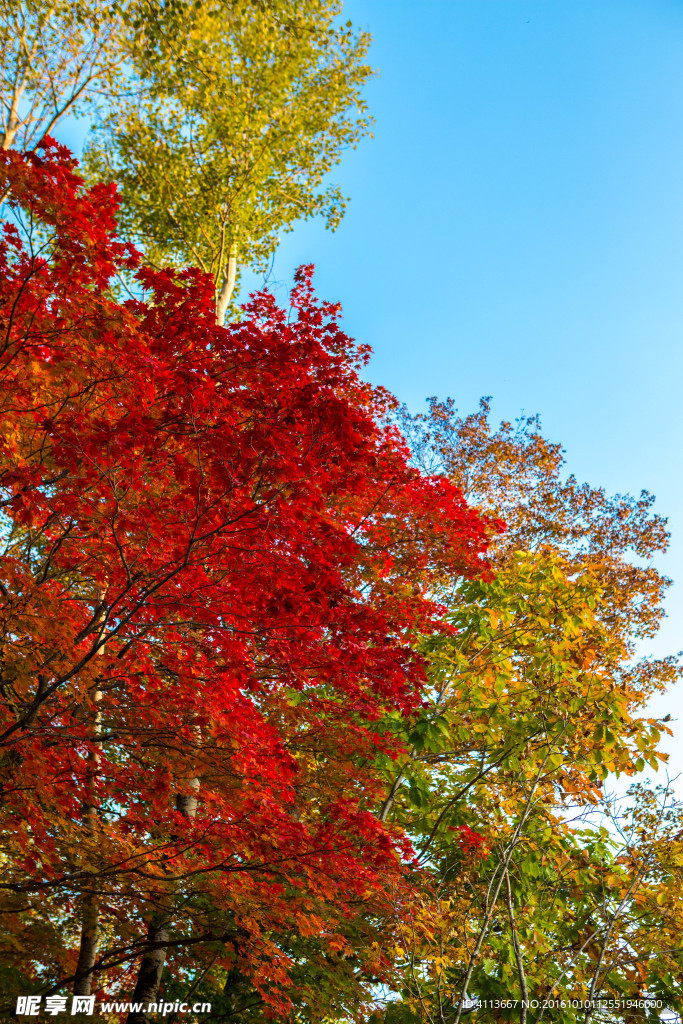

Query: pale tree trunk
[
  {"left": 379, "top": 766, "right": 408, "bottom": 822},
  {"left": 2, "top": 111, "right": 21, "bottom": 149},
  {"left": 1, "top": 85, "right": 25, "bottom": 205},
  {"left": 73, "top": 596, "right": 106, "bottom": 996},
  {"left": 2, "top": 74, "right": 27, "bottom": 151},
  {"left": 215, "top": 242, "right": 237, "bottom": 325},
  {"left": 127, "top": 724, "right": 202, "bottom": 1024}
]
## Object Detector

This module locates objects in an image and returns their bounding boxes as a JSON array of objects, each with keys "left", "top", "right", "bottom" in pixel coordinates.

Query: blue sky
[{"left": 245, "top": 0, "right": 683, "bottom": 778}]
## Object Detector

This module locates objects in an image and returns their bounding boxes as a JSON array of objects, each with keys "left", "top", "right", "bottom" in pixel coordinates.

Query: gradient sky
[{"left": 241, "top": 0, "right": 683, "bottom": 780}]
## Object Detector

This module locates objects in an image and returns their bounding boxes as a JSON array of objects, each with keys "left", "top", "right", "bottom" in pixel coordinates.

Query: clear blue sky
[{"left": 246, "top": 0, "right": 683, "bottom": 778}]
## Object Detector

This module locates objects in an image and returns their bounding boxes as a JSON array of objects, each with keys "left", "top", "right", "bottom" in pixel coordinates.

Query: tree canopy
[
  {"left": 0, "top": 141, "right": 494, "bottom": 1020},
  {"left": 1, "top": 0, "right": 374, "bottom": 319}
]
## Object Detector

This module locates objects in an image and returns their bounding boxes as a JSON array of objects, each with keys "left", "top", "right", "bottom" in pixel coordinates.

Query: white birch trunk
[{"left": 215, "top": 242, "right": 237, "bottom": 325}]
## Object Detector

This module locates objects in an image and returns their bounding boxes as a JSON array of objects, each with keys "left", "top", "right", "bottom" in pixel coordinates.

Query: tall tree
[
  {"left": 0, "top": 142, "right": 495, "bottom": 1019},
  {"left": 363, "top": 399, "right": 681, "bottom": 1022},
  {"left": 2, "top": 0, "right": 373, "bottom": 321},
  {"left": 84, "top": 0, "right": 373, "bottom": 321}
]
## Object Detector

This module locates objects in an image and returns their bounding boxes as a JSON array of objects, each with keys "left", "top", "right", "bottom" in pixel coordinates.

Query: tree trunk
[
  {"left": 73, "top": 598, "right": 106, "bottom": 996},
  {"left": 2, "top": 85, "right": 24, "bottom": 150},
  {"left": 73, "top": 689, "right": 102, "bottom": 994},
  {"left": 126, "top": 725, "right": 201, "bottom": 1023},
  {"left": 215, "top": 242, "right": 237, "bottom": 325},
  {"left": 127, "top": 918, "right": 171, "bottom": 1024},
  {"left": 1, "top": 85, "right": 24, "bottom": 204},
  {"left": 72, "top": 853, "right": 100, "bottom": 996}
]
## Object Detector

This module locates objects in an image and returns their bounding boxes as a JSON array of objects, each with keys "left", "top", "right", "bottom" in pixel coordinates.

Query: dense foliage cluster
[{"left": 0, "top": 142, "right": 494, "bottom": 1017}]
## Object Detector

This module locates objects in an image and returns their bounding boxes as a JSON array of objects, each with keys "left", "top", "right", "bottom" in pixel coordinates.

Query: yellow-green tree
[
  {"left": 84, "top": 0, "right": 372, "bottom": 321},
  {"left": 2, "top": 0, "right": 373, "bottom": 322},
  {"left": 374, "top": 554, "right": 678, "bottom": 1022},
  {"left": 0, "top": 0, "right": 125, "bottom": 152},
  {"left": 369, "top": 400, "right": 681, "bottom": 1023}
]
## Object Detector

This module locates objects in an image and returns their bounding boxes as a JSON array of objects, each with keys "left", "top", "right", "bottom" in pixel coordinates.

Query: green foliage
[
  {"left": 84, "top": 0, "right": 373, "bottom": 315},
  {"left": 372, "top": 391, "right": 682, "bottom": 1024},
  {"left": 0, "top": 0, "right": 126, "bottom": 151},
  {"left": 373, "top": 552, "right": 681, "bottom": 1022}
]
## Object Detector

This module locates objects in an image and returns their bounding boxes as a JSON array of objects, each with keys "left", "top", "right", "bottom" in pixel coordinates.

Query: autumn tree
[
  {"left": 84, "top": 0, "right": 373, "bottom": 322},
  {"left": 0, "top": 143, "right": 495, "bottom": 1021},
  {"left": 1, "top": 0, "right": 373, "bottom": 320},
  {"left": 364, "top": 399, "right": 681, "bottom": 1022},
  {"left": 0, "top": 0, "right": 126, "bottom": 153},
  {"left": 372, "top": 555, "right": 679, "bottom": 1022}
]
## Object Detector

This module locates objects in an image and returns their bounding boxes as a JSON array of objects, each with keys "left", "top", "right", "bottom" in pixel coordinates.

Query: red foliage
[
  {"left": 455, "top": 825, "right": 489, "bottom": 857},
  {"left": 0, "top": 141, "right": 499, "bottom": 1007}
]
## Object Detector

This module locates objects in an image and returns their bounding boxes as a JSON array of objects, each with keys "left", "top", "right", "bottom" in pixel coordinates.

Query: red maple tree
[{"left": 0, "top": 142, "right": 498, "bottom": 1017}]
